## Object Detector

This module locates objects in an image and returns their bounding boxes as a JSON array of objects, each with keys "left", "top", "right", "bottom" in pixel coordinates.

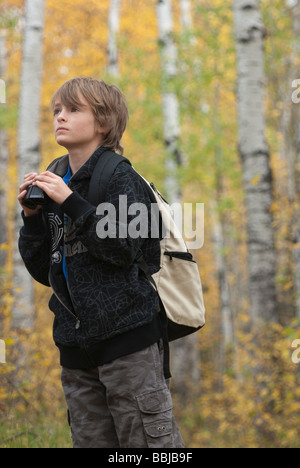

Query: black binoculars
[{"left": 22, "top": 185, "right": 50, "bottom": 210}]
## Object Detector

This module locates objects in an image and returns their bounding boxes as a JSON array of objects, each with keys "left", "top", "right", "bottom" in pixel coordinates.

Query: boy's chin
[{"left": 56, "top": 137, "right": 69, "bottom": 150}]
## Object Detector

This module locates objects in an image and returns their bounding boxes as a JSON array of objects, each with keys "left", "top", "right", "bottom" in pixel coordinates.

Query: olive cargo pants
[{"left": 61, "top": 342, "right": 184, "bottom": 448}]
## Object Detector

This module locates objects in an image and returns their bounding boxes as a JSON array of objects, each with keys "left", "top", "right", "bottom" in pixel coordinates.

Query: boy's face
[{"left": 53, "top": 93, "right": 104, "bottom": 151}]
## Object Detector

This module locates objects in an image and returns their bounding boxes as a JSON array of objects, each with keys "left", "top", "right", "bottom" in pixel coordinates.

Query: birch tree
[
  {"left": 0, "top": 30, "right": 8, "bottom": 269},
  {"left": 211, "top": 83, "right": 235, "bottom": 379},
  {"left": 0, "top": 29, "right": 8, "bottom": 338},
  {"left": 13, "top": 0, "right": 46, "bottom": 331},
  {"left": 157, "top": 0, "right": 184, "bottom": 205},
  {"left": 179, "top": 0, "right": 193, "bottom": 30},
  {"left": 211, "top": 203, "right": 235, "bottom": 382},
  {"left": 156, "top": 0, "right": 199, "bottom": 399},
  {"left": 107, "top": 0, "right": 121, "bottom": 77},
  {"left": 233, "top": 0, "right": 278, "bottom": 325}
]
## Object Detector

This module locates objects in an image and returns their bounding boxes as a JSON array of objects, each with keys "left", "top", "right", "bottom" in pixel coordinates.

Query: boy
[{"left": 18, "top": 77, "right": 184, "bottom": 448}]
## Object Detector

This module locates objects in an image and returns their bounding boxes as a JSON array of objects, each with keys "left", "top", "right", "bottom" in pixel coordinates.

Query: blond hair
[{"left": 51, "top": 77, "right": 129, "bottom": 155}]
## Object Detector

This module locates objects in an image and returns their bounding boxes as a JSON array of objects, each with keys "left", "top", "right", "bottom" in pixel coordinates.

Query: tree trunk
[
  {"left": 13, "top": 0, "right": 46, "bottom": 331},
  {"left": 179, "top": 0, "right": 193, "bottom": 30},
  {"left": 233, "top": 0, "right": 278, "bottom": 325},
  {"left": 157, "top": 0, "right": 185, "bottom": 206},
  {"left": 211, "top": 203, "right": 235, "bottom": 379},
  {"left": 0, "top": 30, "right": 8, "bottom": 269},
  {"left": 107, "top": 0, "right": 121, "bottom": 77},
  {"left": 156, "top": 0, "right": 200, "bottom": 400},
  {"left": 211, "top": 80, "right": 235, "bottom": 384},
  {"left": 0, "top": 30, "right": 8, "bottom": 336}
]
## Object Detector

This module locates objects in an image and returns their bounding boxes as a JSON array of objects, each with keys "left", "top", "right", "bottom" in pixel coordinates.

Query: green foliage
[{"left": 0, "top": 415, "right": 71, "bottom": 448}]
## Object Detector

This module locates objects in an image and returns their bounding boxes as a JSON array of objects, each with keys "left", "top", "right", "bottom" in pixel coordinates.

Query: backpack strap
[
  {"left": 88, "top": 149, "right": 132, "bottom": 206},
  {"left": 47, "top": 154, "right": 69, "bottom": 177}
]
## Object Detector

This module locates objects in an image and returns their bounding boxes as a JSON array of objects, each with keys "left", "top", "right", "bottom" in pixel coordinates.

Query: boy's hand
[
  {"left": 33, "top": 172, "right": 73, "bottom": 205},
  {"left": 18, "top": 172, "right": 41, "bottom": 217}
]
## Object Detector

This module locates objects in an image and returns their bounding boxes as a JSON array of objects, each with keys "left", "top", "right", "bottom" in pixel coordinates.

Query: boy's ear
[
  {"left": 96, "top": 122, "right": 108, "bottom": 136},
  {"left": 97, "top": 123, "right": 108, "bottom": 138},
  {"left": 96, "top": 124, "right": 108, "bottom": 147}
]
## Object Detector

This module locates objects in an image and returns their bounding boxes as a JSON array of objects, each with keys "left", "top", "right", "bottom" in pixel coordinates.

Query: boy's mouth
[{"left": 57, "top": 127, "right": 69, "bottom": 132}]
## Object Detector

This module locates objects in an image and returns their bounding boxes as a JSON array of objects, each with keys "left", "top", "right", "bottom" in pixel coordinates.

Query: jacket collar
[{"left": 47, "top": 146, "right": 108, "bottom": 181}]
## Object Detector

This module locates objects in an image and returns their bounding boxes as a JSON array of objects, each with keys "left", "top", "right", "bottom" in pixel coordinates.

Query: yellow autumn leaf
[
  {"left": 250, "top": 175, "right": 261, "bottom": 186},
  {"left": 283, "top": 281, "right": 294, "bottom": 291},
  {"left": 4, "top": 338, "right": 14, "bottom": 345}
]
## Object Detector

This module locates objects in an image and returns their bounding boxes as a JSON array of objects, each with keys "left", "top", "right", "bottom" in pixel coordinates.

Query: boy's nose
[{"left": 57, "top": 109, "right": 67, "bottom": 122}]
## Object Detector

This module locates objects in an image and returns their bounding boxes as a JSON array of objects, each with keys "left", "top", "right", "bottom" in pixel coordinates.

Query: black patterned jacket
[{"left": 18, "top": 147, "right": 162, "bottom": 368}]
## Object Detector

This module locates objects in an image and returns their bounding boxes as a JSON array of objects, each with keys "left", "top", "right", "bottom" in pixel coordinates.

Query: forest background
[{"left": 1, "top": 0, "right": 300, "bottom": 449}]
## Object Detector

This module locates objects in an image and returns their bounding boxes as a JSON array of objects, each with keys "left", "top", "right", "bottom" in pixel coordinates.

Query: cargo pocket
[{"left": 136, "top": 387, "right": 174, "bottom": 448}]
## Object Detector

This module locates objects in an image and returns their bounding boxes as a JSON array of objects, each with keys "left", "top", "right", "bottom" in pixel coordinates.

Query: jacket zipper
[{"left": 48, "top": 272, "right": 81, "bottom": 330}]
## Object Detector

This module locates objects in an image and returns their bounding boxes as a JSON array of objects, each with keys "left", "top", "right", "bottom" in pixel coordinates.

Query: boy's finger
[
  {"left": 24, "top": 172, "right": 38, "bottom": 180},
  {"left": 18, "top": 190, "right": 25, "bottom": 199},
  {"left": 38, "top": 171, "right": 58, "bottom": 179},
  {"left": 19, "top": 181, "right": 33, "bottom": 191}
]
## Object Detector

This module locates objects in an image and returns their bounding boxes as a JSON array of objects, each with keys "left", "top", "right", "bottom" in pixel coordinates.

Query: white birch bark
[
  {"left": 233, "top": 0, "right": 278, "bottom": 325},
  {"left": 179, "top": 0, "right": 193, "bottom": 30},
  {"left": 212, "top": 80, "right": 235, "bottom": 380},
  {"left": 0, "top": 30, "right": 8, "bottom": 269},
  {"left": 107, "top": 0, "right": 121, "bottom": 77},
  {"left": 157, "top": 0, "right": 199, "bottom": 398},
  {"left": 157, "top": 0, "right": 184, "bottom": 205},
  {"left": 13, "top": 0, "right": 46, "bottom": 331},
  {"left": 213, "top": 80, "right": 235, "bottom": 346}
]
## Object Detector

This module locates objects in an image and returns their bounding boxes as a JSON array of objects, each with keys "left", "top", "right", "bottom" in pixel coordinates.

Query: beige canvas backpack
[{"left": 136, "top": 177, "right": 206, "bottom": 341}]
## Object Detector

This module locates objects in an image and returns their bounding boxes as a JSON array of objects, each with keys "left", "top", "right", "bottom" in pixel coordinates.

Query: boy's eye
[
  {"left": 71, "top": 107, "right": 79, "bottom": 112},
  {"left": 53, "top": 109, "right": 61, "bottom": 115}
]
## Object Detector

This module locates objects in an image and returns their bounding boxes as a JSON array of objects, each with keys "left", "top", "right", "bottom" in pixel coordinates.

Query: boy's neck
[{"left": 67, "top": 142, "right": 103, "bottom": 174}]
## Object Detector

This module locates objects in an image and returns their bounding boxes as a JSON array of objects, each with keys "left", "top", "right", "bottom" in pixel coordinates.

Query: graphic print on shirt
[
  {"left": 64, "top": 215, "right": 88, "bottom": 258},
  {"left": 64, "top": 215, "right": 76, "bottom": 243},
  {"left": 49, "top": 213, "right": 64, "bottom": 250},
  {"left": 49, "top": 213, "right": 64, "bottom": 264}
]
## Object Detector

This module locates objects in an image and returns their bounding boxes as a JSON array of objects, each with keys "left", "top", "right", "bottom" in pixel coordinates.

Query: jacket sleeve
[
  {"left": 18, "top": 209, "right": 51, "bottom": 286},
  {"left": 60, "top": 163, "right": 159, "bottom": 268}
]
